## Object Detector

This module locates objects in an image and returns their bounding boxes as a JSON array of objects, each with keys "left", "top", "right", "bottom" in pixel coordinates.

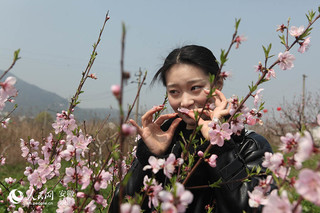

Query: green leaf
[
  {"left": 195, "top": 125, "right": 203, "bottom": 134},
  {"left": 248, "top": 82, "right": 257, "bottom": 93},
  {"left": 268, "top": 54, "right": 275, "bottom": 59},
  {"left": 299, "top": 27, "right": 313, "bottom": 40},
  {"left": 194, "top": 110, "right": 199, "bottom": 121},
  {"left": 306, "top": 10, "right": 316, "bottom": 23},
  {"left": 278, "top": 35, "right": 286, "bottom": 46},
  {"left": 209, "top": 73, "right": 215, "bottom": 84},
  {"left": 235, "top": 18, "right": 241, "bottom": 31},
  {"left": 209, "top": 178, "right": 222, "bottom": 188},
  {"left": 262, "top": 43, "right": 272, "bottom": 59},
  {"left": 220, "top": 49, "right": 228, "bottom": 65},
  {"left": 14, "top": 49, "right": 21, "bottom": 61},
  {"left": 256, "top": 166, "right": 262, "bottom": 174},
  {"left": 122, "top": 22, "right": 126, "bottom": 35}
]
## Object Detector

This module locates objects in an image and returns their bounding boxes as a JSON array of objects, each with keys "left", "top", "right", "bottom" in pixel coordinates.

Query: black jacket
[{"left": 111, "top": 117, "right": 273, "bottom": 213}]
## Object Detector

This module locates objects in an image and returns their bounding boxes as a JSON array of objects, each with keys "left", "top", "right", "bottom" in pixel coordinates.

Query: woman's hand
[
  {"left": 187, "top": 89, "right": 231, "bottom": 140},
  {"left": 129, "top": 105, "right": 182, "bottom": 156}
]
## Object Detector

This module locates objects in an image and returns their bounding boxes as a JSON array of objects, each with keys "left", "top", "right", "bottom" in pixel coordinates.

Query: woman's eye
[
  {"left": 191, "top": 86, "right": 202, "bottom": 91},
  {"left": 168, "top": 90, "right": 178, "bottom": 94}
]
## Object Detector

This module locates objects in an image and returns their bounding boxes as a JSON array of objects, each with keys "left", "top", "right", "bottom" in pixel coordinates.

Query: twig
[
  {"left": 0, "top": 49, "right": 20, "bottom": 81},
  {"left": 68, "top": 12, "right": 110, "bottom": 115}
]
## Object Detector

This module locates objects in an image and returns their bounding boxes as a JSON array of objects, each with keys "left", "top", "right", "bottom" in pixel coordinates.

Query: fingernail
[{"left": 203, "top": 88, "right": 210, "bottom": 92}]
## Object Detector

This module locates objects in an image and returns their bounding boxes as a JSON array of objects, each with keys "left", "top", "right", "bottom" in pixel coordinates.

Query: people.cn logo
[{"left": 8, "top": 189, "right": 24, "bottom": 204}]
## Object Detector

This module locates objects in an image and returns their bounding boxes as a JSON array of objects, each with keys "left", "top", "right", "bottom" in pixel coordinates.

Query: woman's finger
[
  {"left": 214, "top": 89, "right": 228, "bottom": 108},
  {"left": 154, "top": 113, "right": 178, "bottom": 125},
  {"left": 141, "top": 105, "right": 164, "bottom": 127}
]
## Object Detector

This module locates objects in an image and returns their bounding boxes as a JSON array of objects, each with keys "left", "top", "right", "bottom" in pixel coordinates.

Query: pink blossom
[
  {"left": 52, "top": 111, "right": 77, "bottom": 135},
  {"left": 234, "top": 35, "right": 247, "bottom": 49},
  {"left": 143, "top": 176, "right": 163, "bottom": 208},
  {"left": 163, "top": 153, "right": 177, "bottom": 179},
  {"left": 120, "top": 203, "right": 141, "bottom": 213},
  {"left": 246, "top": 114, "right": 257, "bottom": 126},
  {"left": 37, "top": 159, "right": 53, "bottom": 179},
  {"left": 143, "top": 156, "right": 165, "bottom": 174},
  {"left": 28, "top": 170, "right": 47, "bottom": 189},
  {"left": 80, "top": 166, "right": 93, "bottom": 190},
  {"left": 262, "top": 190, "right": 296, "bottom": 213},
  {"left": 27, "top": 151, "right": 39, "bottom": 164},
  {"left": 317, "top": 114, "right": 320, "bottom": 126},
  {"left": 84, "top": 200, "right": 96, "bottom": 213},
  {"left": 111, "top": 85, "right": 121, "bottom": 97},
  {"left": 298, "top": 37, "right": 311, "bottom": 53},
  {"left": 4, "top": 177, "right": 16, "bottom": 184},
  {"left": 276, "top": 24, "right": 286, "bottom": 33},
  {"left": 159, "top": 182, "right": 193, "bottom": 213},
  {"left": 1, "top": 118, "right": 10, "bottom": 128},
  {"left": 94, "top": 194, "right": 107, "bottom": 207},
  {"left": 94, "top": 170, "right": 112, "bottom": 191},
  {"left": 57, "top": 197, "right": 76, "bottom": 213},
  {"left": 177, "top": 107, "right": 189, "bottom": 114},
  {"left": 63, "top": 167, "right": 77, "bottom": 185},
  {"left": 265, "top": 69, "right": 276, "bottom": 80},
  {"left": 262, "top": 152, "right": 283, "bottom": 171},
  {"left": 207, "top": 154, "right": 218, "bottom": 168},
  {"left": 122, "top": 124, "right": 137, "bottom": 136},
  {"left": 254, "top": 62, "right": 263, "bottom": 73},
  {"left": 71, "top": 133, "right": 92, "bottom": 154},
  {"left": 24, "top": 166, "right": 33, "bottom": 176},
  {"left": 289, "top": 25, "right": 304, "bottom": 37},
  {"left": 279, "top": 132, "right": 300, "bottom": 153},
  {"left": 262, "top": 152, "right": 290, "bottom": 179},
  {"left": 294, "top": 131, "right": 314, "bottom": 169},
  {"left": 0, "top": 155, "right": 5, "bottom": 165},
  {"left": 219, "top": 71, "right": 231, "bottom": 80},
  {"left": 294, "top": 168, "right": 320, "bottom": 205},
  {"left": 29, "top": 139, "right": 39, "bottom": 150},
  {"left": 230, "top": 114, "right": 245, "bottom": 135},
  {"left": 278, "top": 51, "right": 295, "bottom": 70},
  {"left": 0, "top": 76, "right": 17, "bottom": 99},
  {"left": 254, "top": 88, "right": 264, "bottom": 107},
  {"left": 60, "top": 145, "right": 76, "bottom": 161},
  {"left": 248, "top": 187, "right": 268, "bottom": 208},
  {"left": 208, "top": 123, "right": 232, "bottom": 147}
]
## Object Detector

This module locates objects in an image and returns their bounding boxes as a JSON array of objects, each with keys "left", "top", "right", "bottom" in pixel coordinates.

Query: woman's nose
[{"left": 180, "top": 93, "right": 194, "bottom": 108}]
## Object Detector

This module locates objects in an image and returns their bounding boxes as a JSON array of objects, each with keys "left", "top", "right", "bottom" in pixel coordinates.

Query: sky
[{"left": 0, "top": 0, "right": 320, "bottom": 115}]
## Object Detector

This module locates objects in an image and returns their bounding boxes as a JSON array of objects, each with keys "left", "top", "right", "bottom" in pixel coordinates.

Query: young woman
[{"left": 111, "top": 45, "right": 273, "bottom": 213}]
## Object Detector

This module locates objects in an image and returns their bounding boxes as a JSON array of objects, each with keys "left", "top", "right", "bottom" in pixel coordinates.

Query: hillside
[{"left": 1, "top": 71, "right": 117, "bottom": 121}]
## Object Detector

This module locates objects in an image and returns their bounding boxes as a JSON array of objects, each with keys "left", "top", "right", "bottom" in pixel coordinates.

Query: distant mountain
[{"left": 1, "top": 71, "right": 118, "bottom": 121}]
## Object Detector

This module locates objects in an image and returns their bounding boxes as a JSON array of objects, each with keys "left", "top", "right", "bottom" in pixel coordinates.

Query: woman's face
[{"left": 165, "top": 63, "right": 211, "bottom": 129}]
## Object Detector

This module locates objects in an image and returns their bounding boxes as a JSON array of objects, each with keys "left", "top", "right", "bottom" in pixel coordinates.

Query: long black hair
[{"left": 152, "top": 45, "right": 220, "bottom": 86}]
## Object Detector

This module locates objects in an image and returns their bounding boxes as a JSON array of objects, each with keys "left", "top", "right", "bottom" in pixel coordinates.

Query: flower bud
[
  {"left": 197, "top": 151, "right": 204, "bottom": 158},
  {"left": 122, "top": 124, "right": 136, "bottom": 136},
  {"left": 77, "top": 192, "right": 86, "bottom": 198},
  {"left": 111, "top": 85, "right": 121, "bottom": 97}
]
